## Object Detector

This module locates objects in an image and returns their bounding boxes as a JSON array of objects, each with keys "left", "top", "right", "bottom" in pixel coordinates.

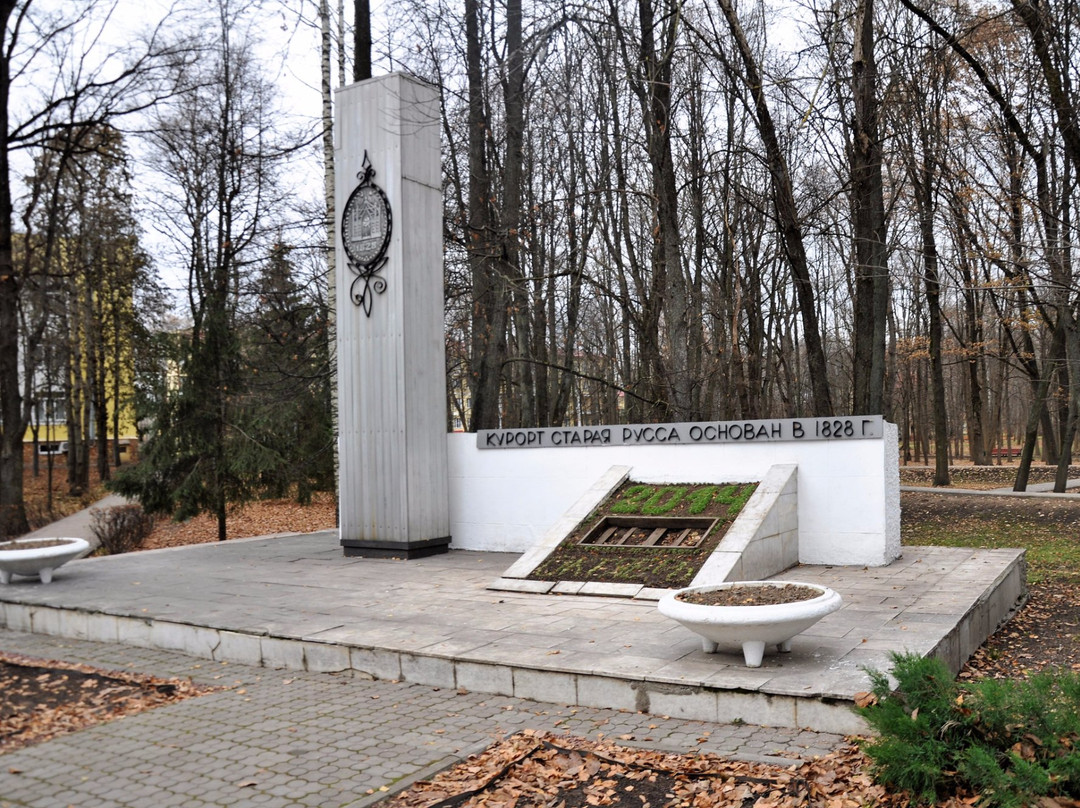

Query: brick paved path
[{"left": 0, "top": 628, "right": 844, "bottom": 808}]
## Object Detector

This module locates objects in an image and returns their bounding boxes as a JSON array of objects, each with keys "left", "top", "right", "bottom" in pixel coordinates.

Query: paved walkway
[
  {"left": 0, "top": 627, "right": 843, "bottom": 808},
  {"left": 18, "top": 494, "right": 128, "bottom": 549},
  {"left": 900, "top": 484, "right": 1080, "bottom": 499},
  {"left": 996, "top": 477, "right": 1080, "bottom": 493},
  {"left": 0, "top": 491, "right": 1030, "bottom": 805},
  {"left": 0, "top": 531, "right": 1025, "bottom": 735},
  {"left": 899, "top": 477, "right": 1080, "bottom": 498}
]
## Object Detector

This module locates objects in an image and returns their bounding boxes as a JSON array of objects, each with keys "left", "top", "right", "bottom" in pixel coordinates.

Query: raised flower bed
[
  {"left": 657, "top": 581, "right": 843, "bottom": 667},
  {"left": 0, "top": 537, "right": 91, "bottom": 584}
]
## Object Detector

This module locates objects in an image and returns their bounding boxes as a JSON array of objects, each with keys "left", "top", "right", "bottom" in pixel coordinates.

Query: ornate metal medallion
[{"left": 342, "top": 151, "right": 392, "bottom": 316}]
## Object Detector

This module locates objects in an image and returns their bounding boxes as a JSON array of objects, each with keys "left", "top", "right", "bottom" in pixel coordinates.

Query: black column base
[{"left": 340, "top": 535, "right": 451, "bottom": 559}]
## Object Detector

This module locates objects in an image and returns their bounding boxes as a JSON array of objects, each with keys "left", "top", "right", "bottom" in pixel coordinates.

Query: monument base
[{"left": 340, "top": 536, "right": 451, "bottom": 559}]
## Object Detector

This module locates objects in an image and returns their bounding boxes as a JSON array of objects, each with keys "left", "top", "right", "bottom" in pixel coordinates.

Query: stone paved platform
[
  {"left": 0, "top": 628, "right": 844, "bottom": 808},
  {"left": 0, "top": 533, "right": 1025, "bottom": 735}
]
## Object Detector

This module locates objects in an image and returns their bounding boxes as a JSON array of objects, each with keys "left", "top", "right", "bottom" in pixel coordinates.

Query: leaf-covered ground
[
  {"left": 20, "top": 461, "right": 107, "bottom": 536},
  {"left": 140, "top": 492, "right": 337, "bottom": 550},
  {"left": 961, "top": 582, "right": 1080, "bottom": 680},
  {"left": 19, "top": 452, "right": 337, "bottom": 550},
  {"left": 383, "top": 730, "right": 1009, "bottom": 808},
  {"left": 0, "top": 650, "right": 214, "bottom": 754},
  {"left": 902, "top": 487, "right": 1080, "bottom": 676}
]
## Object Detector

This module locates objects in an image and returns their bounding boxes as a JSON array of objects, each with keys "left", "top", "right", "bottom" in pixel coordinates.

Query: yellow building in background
[
  {"left": 17, "top": 125, "right": 144, "bottom": 466},
  {"left": 19, "top": 253, "right": 140, "bottom": 461},
  {"left": 23, "top": 379, "right": 138, "bottom": 457}
]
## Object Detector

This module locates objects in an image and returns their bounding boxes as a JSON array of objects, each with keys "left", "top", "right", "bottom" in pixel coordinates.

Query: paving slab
[
  {"left": 0, "top": 531, "right": 1025, "bottom": 735},
  {"left": 0, "top": 627, "right": 844, "bottom": 808}
]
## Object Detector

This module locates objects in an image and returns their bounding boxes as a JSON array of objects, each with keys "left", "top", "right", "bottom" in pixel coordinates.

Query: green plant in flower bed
[
  {"left": 530, "top": 546, "right": 704, "bottom": 589},
  {"left": 609, "top": 485, "right": 659, "bottom": 513},
  {"left": 861, "top": 652, "right": 1080, "bottom": 807},
  {"left": 687, "top": 486, "right": 716, "bottom": 515},
  {"left": 711, "top": 483, "right": 756, "bottom": 517},
  {"left": 609, "top": 482, "right": 756, "bottom": 518},
  {"left": 528, "top": 481, "right": 758, "bottom": 588},
  {"left": 642, "top": 486, "right": 687, "bottom": 515}
]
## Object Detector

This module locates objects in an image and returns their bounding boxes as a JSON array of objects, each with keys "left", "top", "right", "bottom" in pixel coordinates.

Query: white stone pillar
[{"left": 335, "top": 74, "right": 450, "bottom": 558}]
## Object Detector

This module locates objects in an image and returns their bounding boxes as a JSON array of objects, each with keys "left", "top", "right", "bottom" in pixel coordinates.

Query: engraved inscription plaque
[{"left": 342, "top": 151, "right": 392, "bottom": 316}]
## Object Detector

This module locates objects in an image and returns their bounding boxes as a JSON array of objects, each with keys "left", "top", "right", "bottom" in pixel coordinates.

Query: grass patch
[
  {"left": 528, "top": 481, "right": 757, "bottom": 589},
  {"left": 901, "top": 491, "right": 1080, "bottom": 585}
]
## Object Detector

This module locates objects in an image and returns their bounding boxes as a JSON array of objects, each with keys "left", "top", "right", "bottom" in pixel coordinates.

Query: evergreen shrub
[{"left": 861, "top": 652, "right": 1080, "bottom": 807}]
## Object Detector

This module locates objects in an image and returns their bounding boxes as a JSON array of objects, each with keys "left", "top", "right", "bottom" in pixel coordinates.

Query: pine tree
[
  {"left": 111, "top": 5, "right": 279, "bottom": 540},
  {"left": 244, "top": 242, "right": 334, "bottom": 504}
]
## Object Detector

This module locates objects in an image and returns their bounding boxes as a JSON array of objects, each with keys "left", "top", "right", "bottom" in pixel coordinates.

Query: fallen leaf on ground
[{"left": 0, "top": 650, "right": 216, "bottom": 754}]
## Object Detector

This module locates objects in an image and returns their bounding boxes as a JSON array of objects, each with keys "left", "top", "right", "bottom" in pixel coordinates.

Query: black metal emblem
[{"left": 341, "top": 151, "right": 392, "bottom": 316}]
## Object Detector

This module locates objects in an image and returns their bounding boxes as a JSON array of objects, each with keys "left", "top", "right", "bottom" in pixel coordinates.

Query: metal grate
[{"left": 576, "top": 516, "right": 720, "bottom": 549}]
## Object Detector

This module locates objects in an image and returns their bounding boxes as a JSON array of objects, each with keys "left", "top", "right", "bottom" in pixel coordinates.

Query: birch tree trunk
[{"left": 319, "top": 0, "right": 339, "bottom": 512}]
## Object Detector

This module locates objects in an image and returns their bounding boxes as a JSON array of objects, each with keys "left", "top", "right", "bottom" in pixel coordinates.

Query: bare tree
[
  {"left": 110, "top": 0, "right": 302, "bottom": 539},
  {"left": 0, "top": 1, "right": 191, "bottom": 537},
  {"left": 692, "top": 0, "right": 834, "bottom": 416},
  {"left": 850, "top": 0, "right": 889, "bottom": 416}
]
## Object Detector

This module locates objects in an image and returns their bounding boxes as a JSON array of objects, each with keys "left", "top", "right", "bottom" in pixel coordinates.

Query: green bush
[{"left": 861, "top": 652, "right": 1080, "bottom": 807}]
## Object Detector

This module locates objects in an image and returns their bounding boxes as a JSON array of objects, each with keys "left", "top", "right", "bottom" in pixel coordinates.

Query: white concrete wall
[{"left": 447, "top": 422, "right": 900, "bottom": 567}]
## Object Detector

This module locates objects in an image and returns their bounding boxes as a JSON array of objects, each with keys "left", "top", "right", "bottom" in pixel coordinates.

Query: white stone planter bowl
[
  {"left": 658, "top": 581, "right": 843, "bottom": 667},
  {"left": 0, "top": 537, "right": 91, "bottom": 584}
]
